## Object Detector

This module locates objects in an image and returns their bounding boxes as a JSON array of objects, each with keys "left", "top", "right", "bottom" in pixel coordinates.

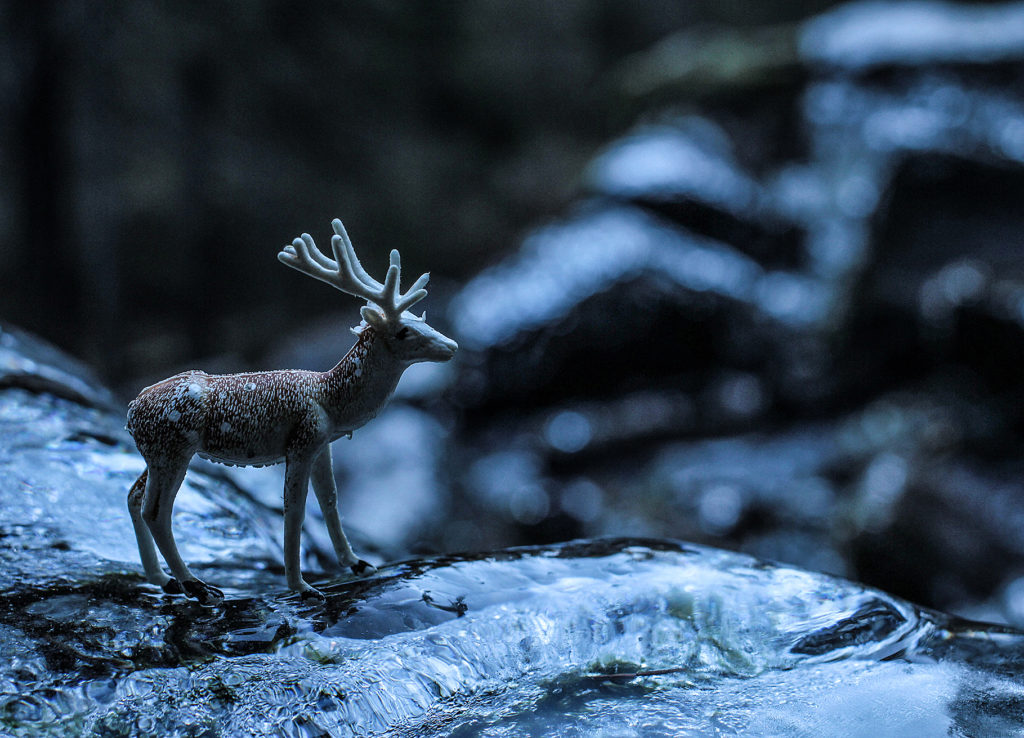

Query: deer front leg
[
  {"left": 311, "top": 445, "right": 377, "bottom": 577},
  {"left": 283, "top": 452, "right": 325, "bottom": 602},
  {"left": 143, "top": 459, "right": 224, "bottom": 605}
]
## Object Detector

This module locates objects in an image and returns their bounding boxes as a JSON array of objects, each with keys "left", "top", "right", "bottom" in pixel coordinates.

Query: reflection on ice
[{"left": 492, "top": 660, "right": 961, "bottom": 737}]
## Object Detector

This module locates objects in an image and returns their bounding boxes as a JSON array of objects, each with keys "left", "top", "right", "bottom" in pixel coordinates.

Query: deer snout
[{"left": 434, "top": 335, "right": 458, "bottom": 361}]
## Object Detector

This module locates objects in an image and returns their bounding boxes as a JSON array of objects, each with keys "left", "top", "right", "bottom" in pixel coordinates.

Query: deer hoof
[
  {"left": 161, "top": 578, "right": 184, "bottom": 595},
  {"left": 350, "top": 559, "right": 377, "bottom": 577},
  {"left": 182, "top": 579, "right": 224, "bottom": 606},
  {"left": 300, "top": 587, "right": 327, "bottom": 604}
]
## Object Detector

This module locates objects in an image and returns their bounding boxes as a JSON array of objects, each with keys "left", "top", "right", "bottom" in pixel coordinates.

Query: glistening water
[{"left": 4, "top": 536, "right": 1023, "bottom": 736}]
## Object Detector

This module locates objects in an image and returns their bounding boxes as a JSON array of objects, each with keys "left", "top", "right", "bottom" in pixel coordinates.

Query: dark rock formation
[{"left": 445, "top": 1, "right": 1024, "bottom": 624}]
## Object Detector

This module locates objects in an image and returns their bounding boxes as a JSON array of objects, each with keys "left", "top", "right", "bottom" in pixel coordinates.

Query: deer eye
[{"left": 395, "top": 326, "right": 410, "bottom": 340}]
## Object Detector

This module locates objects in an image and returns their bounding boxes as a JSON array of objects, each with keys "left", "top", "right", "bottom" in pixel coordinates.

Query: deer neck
[{"left": 320, "top": 326, "right": 404, "bottom": 433}]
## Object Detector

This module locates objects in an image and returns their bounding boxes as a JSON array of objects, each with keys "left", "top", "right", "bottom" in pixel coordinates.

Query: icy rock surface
[
  {"left": 0, "top": 323, "right": 115, "bottom": 411},
  {"left": 80, "top": 543, "right": 1024, "bottom": 737},
  {"left": 1, "top": 324, "right": 1023, "bottom": 736}
]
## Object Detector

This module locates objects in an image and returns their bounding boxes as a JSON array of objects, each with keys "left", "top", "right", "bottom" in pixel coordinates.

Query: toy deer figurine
[{"left": 126, "top": 219, "right": 458, "bottom": 604}]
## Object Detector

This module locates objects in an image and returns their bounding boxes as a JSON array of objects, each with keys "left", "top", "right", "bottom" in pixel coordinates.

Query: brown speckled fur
[{"left": 127, "top": 328, "right": 381, "bottom": 468}]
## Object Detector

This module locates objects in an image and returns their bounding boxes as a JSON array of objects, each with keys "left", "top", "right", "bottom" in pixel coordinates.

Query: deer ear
[{"left": 360, "top": 305, "right": 387, "bottom": 330}]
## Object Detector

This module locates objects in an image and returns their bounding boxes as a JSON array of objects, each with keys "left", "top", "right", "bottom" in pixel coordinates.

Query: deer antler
[{"left": 278, "top": 218, "right": 429, "bottom": 320}]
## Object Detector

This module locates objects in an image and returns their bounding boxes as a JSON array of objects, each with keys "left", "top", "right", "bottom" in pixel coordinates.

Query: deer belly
[
  {"left": 181, "top": 371, "right": 328, "bottom": 466},
  {"left": 197, "top": 434, "right": 288, "bottom": 467},
  {"left": 197, "top": 418, "right": 292, "bottom": 467},
  {"left": 197, "top": 449, "right": 285, "bottom": 467}
]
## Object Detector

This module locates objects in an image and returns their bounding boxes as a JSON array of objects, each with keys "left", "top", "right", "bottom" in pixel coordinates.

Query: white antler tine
[
  {"left": 283, "top": 236, "right": 324, "bottom": 283},
  {"left": 381, "top": 262, "right": 401, "bottom": 310},
  {"left": 292, "top": 234, "right": 316, "bottom": 264},
  {"left": 331, "top": 235, "right": 358, "bottom": 282},
  {"left": 280, "top": 235, "right": 309, "bottom": 266},
  {"left": 301, "top": 233, "right": 337, "bottom": 271},
  {"left": 396, "top": 288, "right": 428, "bottom": 314},
  {"left": 278, "top": 238, "right": 299, "bottom": 261},
  {"left": 331, "top": 218, "right": 353, "bottom": 250},
  {"left": 332, "top": 219, "right": 381, "bottom": 290},
  {"left": 406, "top": 271, "right": 429, "bottom": 294},
  {"left": 388, "top": 250, "right": 403, "bottom": 300},
  {"left": 296, "top": 235, "right": 328, "bottom": 275},
  {"left": 395, "top": 271, "right": 429, "bottom": 313}
]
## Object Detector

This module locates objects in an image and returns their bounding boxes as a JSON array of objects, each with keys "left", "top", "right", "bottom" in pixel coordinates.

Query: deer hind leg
[
  {"left": 128, "top": 469, "right": 180, "bottom": 592},
  {"left": 142, "top": 458, "right": 223, "bottom": 605},
  {"left": 311, "top": 446, "right": 376, "bottom": 577}
]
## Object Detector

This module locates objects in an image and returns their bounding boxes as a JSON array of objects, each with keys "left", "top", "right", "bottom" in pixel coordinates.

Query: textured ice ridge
[{"left": 92, "top": 540, "right": 935, "bottom": 736}]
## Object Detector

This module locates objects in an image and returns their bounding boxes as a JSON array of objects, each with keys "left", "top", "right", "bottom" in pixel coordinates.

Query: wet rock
[
  {"left": 800, "top": 1, "right": 1024, "bottom": 71},
  {"left": 613, "top": 1, "right": 1024, "bottom": 102},
  {"left": 450, "top": 203, "right": 827, "bottom": 418},
  {"left": 855, "top": 458, "right": 1024, "bottom": 607},
  {"left": 850, "top": 154, "right": 1024, "bottom": 398},
  {"left": 0, "top": 322, "right": 115, "bottom": 411},
  {"left": 585, "top": 119, "right": 806, "bottom": 269}
]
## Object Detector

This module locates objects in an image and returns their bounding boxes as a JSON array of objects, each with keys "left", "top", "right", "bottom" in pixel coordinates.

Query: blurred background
[{"left": 5, "top": 0, "right": 1024, "bottom": 624}]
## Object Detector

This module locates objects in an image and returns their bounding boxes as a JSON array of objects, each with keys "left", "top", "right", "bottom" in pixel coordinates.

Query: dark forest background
[{"left": 2, "top": 0, "right": 840, "bottom": 393}]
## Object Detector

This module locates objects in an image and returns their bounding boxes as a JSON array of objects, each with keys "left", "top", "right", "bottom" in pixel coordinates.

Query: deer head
[{"left": 278, "top": 218, "right": 458, "bottom": 364}]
